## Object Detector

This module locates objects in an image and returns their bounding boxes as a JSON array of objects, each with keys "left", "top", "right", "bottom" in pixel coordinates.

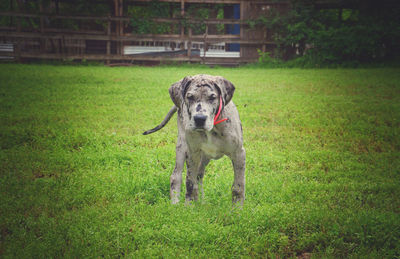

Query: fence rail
[
  {"left": 0, "top": 12, "right": 246, "bottom": 24},
  {"left": 0, "top": 1, "right": 286, "bottom": 65}
]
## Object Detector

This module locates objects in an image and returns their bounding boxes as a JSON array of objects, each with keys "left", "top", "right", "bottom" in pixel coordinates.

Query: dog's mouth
[{"left": 192, "top": 124, "right": 213, "bottom": 132}]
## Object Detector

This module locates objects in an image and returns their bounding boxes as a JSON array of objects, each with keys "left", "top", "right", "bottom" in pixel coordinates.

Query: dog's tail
[{"left": 142, "top": 106, "right": 178, "bottom": 135}]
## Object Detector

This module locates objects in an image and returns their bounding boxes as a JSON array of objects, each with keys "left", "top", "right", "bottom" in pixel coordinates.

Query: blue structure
[{"left": 226, "top": 4, "right": 240, "bottom": 52}]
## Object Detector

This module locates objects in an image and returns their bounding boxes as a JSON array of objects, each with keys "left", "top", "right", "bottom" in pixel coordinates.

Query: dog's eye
[
  {"left": 187, "top": 94, "right": 195, "bottom": 101},
  {"left": 209, "top": 94, "right": 217, "bottom": 101}
]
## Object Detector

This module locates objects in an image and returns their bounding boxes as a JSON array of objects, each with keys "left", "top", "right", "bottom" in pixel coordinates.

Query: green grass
[{"left": 0, "top": 64, "right": 399, "bottom": 258}]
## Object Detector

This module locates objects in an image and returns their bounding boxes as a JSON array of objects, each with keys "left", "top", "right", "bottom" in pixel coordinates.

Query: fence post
[
  {"left": 240, "top": 1, "right": 246, "bottom": 59},
  {"left": 119, "top": 0, "right": 123, "bottom": 57},
  {"left": 15, "top": 16, "right": 21, "bottom": 62},
  {"left": 180, "top": 0, "right": 185, "bottom": 50},
  {"left": 107, "top": 18, "right": 111, "bottom": 64},
  {"left": 262, "top": 27, "right": 267, "bottom": 53},
  {"left": 188, "top": 27, "right": 192, "bottom": 59},
  {"left": 202, "top": 24, "right": 208, "bottom": 64},
  {"left": 39, "top": 2, "right": 45, "bottom": 53},
  {"left": 114, "top": 0, "right": 120, "bottom": 56}
]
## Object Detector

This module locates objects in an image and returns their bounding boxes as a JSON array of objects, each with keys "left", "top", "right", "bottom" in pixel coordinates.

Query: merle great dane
[{"left": 143, "top": 74, "right": 245, "bottom": 205}]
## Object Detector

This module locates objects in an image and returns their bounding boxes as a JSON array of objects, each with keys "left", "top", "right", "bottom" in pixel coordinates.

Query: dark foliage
[{"left": 259, "top": 0, "right": 400, "bottom": 65}]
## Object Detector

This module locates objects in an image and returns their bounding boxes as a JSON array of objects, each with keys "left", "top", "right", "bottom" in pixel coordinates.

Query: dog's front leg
[
  {"left": 185, "top": 152, "right": 202, "bottom": 204},
  {"left": 170, "top": 136, "right": 186, "bottom": 204},
  {"left": 197, "top": 155, "right": 210, "bottom": 203},
  {"left": 231, "top": 147, "right": 246, "bottom": 205}
]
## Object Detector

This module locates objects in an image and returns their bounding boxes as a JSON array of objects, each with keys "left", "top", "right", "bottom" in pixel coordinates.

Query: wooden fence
[{"left": 0, "top": 0, "right": 289, "bottom": 65}]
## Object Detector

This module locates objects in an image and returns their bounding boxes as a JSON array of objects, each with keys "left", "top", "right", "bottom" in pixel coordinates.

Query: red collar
[{"left": 213, "top": 96, "right": 228, "bottom": 125}]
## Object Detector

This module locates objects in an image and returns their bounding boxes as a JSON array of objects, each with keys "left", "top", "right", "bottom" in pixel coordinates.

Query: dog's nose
[{"left": 194, "top": 114, "right": 207, "bottom": 127}]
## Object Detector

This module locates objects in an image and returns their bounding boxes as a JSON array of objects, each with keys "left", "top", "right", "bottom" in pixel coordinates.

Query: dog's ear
[
  {"left": 215, "top": 77, "right": 235, "bottom": 105},
  {"left": 169, "top": 76, "right": 192, "bottom": 107}
]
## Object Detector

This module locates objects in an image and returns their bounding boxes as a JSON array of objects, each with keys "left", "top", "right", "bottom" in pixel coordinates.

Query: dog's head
[{"left": 169, "top": 74, "right": 235, "bottom": 131}]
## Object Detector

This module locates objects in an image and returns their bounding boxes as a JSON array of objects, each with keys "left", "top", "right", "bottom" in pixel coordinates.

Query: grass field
[{"left": 0, "top": 64, "right": 399, "bottom": 258}]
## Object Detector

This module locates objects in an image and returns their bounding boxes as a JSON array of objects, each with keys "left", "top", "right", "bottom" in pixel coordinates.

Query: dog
[{"left": 143, "top": 75, "right": 245, "bottom": 205}]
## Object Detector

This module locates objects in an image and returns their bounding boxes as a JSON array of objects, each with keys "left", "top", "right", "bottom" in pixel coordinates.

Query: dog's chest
[{"left": 199, "top": 132, "right": 223, "bottom": 159}]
